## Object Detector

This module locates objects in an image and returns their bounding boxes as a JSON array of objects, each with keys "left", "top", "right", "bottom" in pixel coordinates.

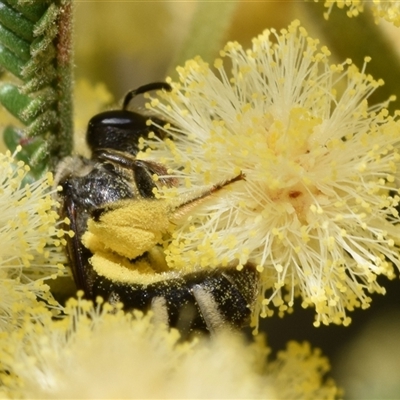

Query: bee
[{"left": 57, "top": 82, "right": 258, "bottom": 334}]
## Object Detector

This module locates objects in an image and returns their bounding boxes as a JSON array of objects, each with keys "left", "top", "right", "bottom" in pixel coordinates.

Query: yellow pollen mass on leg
[{"left": 83, "top": 200, "right": 171, "bottom": 260}]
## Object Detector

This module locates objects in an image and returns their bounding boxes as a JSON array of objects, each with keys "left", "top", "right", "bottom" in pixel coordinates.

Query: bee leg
[
  {"left": 150, "top": 296, "right": 169, "bottom": 326},
  {"left": 192, "top": 285, "right": 227, "bottom": 333}
]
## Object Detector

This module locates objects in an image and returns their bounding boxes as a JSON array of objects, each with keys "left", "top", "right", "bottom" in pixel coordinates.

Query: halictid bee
[{"left": 57, "top": 82, "right": 258, "bottom": 334}]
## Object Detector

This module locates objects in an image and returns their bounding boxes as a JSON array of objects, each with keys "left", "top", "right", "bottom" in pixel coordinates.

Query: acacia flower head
[
  {"left": 139, "top": 20, "right": 400, "bottom": 329},
  {"left": 0, "top": 295, "right": 338, "bottom": 399},
  {"left": 322, "top": 0, "right": 400, "bottom": 25},
  {"left": 0, "top": 148, "right": 69, "bottom": 330}
]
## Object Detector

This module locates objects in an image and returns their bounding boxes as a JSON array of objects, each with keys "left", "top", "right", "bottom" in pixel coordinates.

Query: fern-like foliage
[{"left": 0, "top": 0, "right": 73, "bottom": 180}]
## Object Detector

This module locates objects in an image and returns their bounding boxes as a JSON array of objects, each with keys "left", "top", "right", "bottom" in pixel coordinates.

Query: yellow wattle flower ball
[
  {"left": 0, "top": 148, "right": 69, "bottom": 331},
  {"left": 140, "top": 20, "right": 400, "bottom": 330}
]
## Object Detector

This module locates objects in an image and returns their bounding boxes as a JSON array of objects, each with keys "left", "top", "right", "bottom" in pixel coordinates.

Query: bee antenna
[{"left": 122, "top": 82, "right": 172, "bottom": 110}]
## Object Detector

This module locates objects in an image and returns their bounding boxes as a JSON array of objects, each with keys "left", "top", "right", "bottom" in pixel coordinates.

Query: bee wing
[
  {"left": 62, "top": 192, "right": 96, "bottom": 298},
  {"left": 145, "top": 160, "right": 178, "bottom": 187}
]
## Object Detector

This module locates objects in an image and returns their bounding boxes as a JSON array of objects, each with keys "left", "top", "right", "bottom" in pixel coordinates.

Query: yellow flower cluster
[
  {"left": 0, "top": 149, "right": 69, "bottom": 331},
  {"left": 323, "top": 0, "right": 400, "bottom": 26},
  {"left": 0, "top": 295, "right": 338, "bottom": 399},
  {"left": 141, "top": 20, "right": 400, "bottom": 329},
  {"left": 372, "top": 0, "right": 400, "bottom": 26}
]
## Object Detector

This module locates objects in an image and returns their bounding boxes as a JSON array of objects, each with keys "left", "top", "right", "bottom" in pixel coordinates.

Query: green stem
[
  {"left": 168, "top": 1, "right": 239, "bottom": 76},
  {"left": 53, "top": 0, "right": 73, "bottom": 166}
]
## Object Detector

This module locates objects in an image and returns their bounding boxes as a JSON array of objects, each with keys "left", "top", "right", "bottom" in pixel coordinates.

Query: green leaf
[
  {"left": 0, "top": 23, "right": 30, "bottom": 61},
  {"left": 0, "top": 0, "right": 73, "bottom": 173},
  {"left": 0, "top": 2, "right": 34, "bottom": 41},
  {"left": 3, "top": 0, "right": 48, "bottom": 23},
  {"left": 0, "top": 83, "right": 34, "bottom": 124},
  {"left": 0, "top": 42, "right": 24, "bottom": 77}
]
